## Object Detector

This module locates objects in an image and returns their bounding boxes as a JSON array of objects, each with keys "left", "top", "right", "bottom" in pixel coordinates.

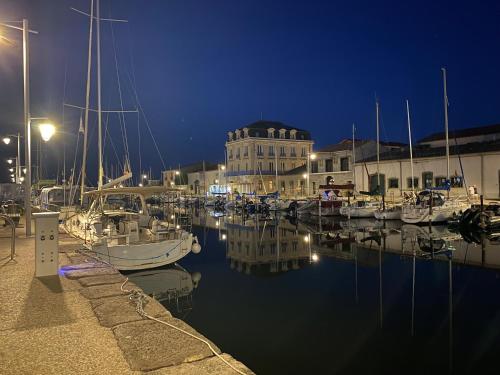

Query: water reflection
[
  {"left": 162, "top": 211, "right": 500, "bottom": 374},
  {"left": 127, "top": 264, "right": 201, "bottom": 318}
]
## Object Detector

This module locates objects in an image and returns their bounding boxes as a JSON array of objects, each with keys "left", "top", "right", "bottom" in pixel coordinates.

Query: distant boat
[
  {"left": 374, "top": 205, "right": 401, "bottom": 220},
  {"left": 401, "top": 69, "right": 470, "bottom": 224}
]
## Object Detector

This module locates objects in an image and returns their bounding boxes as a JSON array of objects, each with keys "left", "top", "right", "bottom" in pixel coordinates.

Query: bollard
[{"left": 33, "top": 212, "right": 59, "bottom": 277}]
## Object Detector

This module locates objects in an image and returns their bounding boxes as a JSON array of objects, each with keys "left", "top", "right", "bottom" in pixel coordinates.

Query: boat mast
[
  {"left": 376, "top": 100, "right": 380, "bottom": 192},
  {"left": 97, "top": 0, "right": 103, "bottom": 189},
  {"left": 442, "top": 68, "right": 450, "bottom": 184},
  {"left": 80, "top": 0, "right": 94, "bottom": 202},
  {"left": 406, "top": 100, "right": 414, "bottom": 195},
  {"left": 352, "top": 123, "right": 356, "bottom": 187}
]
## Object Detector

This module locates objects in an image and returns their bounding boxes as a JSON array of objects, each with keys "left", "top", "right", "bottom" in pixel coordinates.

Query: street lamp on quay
[
  {"left": 0, "top": 19, "right": 40, "bottom": 236},
  {"left": 2, "top": 133, "right": 21, "bottom": 183},
  {"left": 218, "top": 164, "right": 226, "bottom": 192},
  {"left": 5, "top": 157, "right": 19, "bottom": 183},
  {"left": 306, "top": 152, "right": 317, "bottom": 196}
]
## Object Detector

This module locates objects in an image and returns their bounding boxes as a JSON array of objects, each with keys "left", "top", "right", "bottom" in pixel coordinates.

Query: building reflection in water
[
  {"left": 186, "top": 211, "right": 500, "bottom": 373},
  {"left": 126, "top": 264, "right": 201, "bottom": 319},
  {"left": 224, "top": 217, "right": 318, "bottom": 276}
]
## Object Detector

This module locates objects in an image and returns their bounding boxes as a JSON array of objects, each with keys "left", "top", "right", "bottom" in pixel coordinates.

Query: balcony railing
[{"left": 225, "top": 170, "right": 288, "bottom": 177}]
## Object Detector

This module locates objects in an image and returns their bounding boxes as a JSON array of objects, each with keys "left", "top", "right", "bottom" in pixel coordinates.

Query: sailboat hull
[
  {"left": 87, "top": 233, "right": 194, "bottom": 271},
  {"left": 401, "top": 202, "right": 469, "bottom": 224}
]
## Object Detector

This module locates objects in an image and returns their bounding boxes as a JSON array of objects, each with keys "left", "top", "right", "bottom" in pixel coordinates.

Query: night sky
[{"left": 1, "top": 0, "right": 500, "bottom": 184}]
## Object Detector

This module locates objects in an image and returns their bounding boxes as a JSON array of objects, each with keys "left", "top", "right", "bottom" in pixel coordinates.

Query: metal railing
[{"left": 0, "top": 214, "right": 16, "bottom": 261}]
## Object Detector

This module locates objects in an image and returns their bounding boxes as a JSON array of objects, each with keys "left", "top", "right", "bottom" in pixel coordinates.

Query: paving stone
[
  {"left": 60, "top": 261, "right": 109, "bottom": 271},
  {"left": 148, "top": 354, "right": 255, "bottom": 375},
  {"left": 113, "top": 319, "right": 221, "bottom": 371},
  {"left": 64, "top": 266, "right": 119, "bottom": 279},
  {"left": 91, "top": 294, "right": 171, "bottom": 328},
  {"left": 0, "top": 317, "right": 135, "bottom": 375},
  {"left": 67, "top": 254, "right": 91, "bottom": 264},
  {"left": 58, "top": 243, "right": 85, "bottom": 253},
  {"left": 80, "top": 282, "right": 133, "bottom": 300},
  {"left": 78, "top": 273, "right": 126, "bottom": 287}
]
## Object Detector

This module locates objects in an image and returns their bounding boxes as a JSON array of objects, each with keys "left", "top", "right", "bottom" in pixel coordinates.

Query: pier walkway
[{"left": 0, "top": 220, "right": 252, "bottom": 375}]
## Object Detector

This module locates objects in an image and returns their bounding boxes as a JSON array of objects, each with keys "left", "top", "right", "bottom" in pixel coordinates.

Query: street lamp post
[
  {"left": 6, "top": 157, "right": 19, "bottom": 183},
  {"left": 2, "top": 133, "right": 22, "bottom": 183},
  {"left": 0, "top": 19, "right": 39, "bottom": 235},
  {"left": 306, "top": 152, "right": 317, "bottom": 196}
]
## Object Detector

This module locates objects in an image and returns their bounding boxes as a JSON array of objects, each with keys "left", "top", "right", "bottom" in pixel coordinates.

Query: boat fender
[
  {"left": 191, "top": 272, "right": 202, "bottom": 288},
  {"left": 191, "top": 239, "right": 202, "bottom": 254}
]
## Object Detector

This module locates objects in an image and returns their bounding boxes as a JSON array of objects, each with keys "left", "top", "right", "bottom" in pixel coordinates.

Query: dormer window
[
  {"left": 267, "top": 128, "right": 275, "bottom": 138},
  {"left": 279, "top": 129, "right": 286, "bottom": 139},
  {"left": 290, "top": 130, "right": 297, "bottom": 140}
]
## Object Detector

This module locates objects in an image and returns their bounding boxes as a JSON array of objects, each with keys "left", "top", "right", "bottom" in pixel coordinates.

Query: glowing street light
[
  {"left": 175, "top": 170, "right": 180, "bottom": 175},
  {"left": 142, "top": 174, "right": 147, "bottom": 179},
  {"left": 8, "top": 168, "right": 13, "bottom": 172},
  {"left": 19, "top": 176, "right": 24, "bottom": 182},
  {"left": 2, "top": 137, "right": 11, "bottom": 145},
  {"left": 38, "top": 123, "right": 56, "bottom": 142},
  {"left": 302, "top": 173, "right": 307, "bottom": 179},
  {"left": 7, "top": 159, "right": 13, "bottom": 165},
  {"left": 306, "top": 151, "right": 317, "bottom": 196}
]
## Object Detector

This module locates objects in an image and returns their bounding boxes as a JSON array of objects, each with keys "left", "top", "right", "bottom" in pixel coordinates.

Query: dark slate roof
[
  {"left": 318, "top": 139, "right": 367, "bottom": 152},
  {"left": 174, "top": 161, "right": 219, "bottom": 173},
  {"left": 357, "top": 140, "right": 500, "bottom": 163},
  {"left": 418, "top": 123, "right": 500, "bottom": 143},
  {"left": 243, "top": 120, "right": 305, "bottom": 132},
  {"left": 229, "top": 120, "right": 312, "bottom": 141},
  {"left": 283, "top": 164, "right": 307, "bottom": 175},
  {"left": 380, "top": 141, "right": 407, "bottom": 147},
  {"left": 318, "top": 139, "right": 406, "bottom": 153}
]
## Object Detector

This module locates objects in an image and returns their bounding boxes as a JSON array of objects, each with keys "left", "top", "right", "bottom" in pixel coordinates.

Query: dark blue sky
[{"left": 1, "top": 0, "right": 500, "bottom": 183}]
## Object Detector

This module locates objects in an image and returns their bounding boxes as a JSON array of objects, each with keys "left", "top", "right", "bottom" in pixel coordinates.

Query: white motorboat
[
  {"left": 401, "top": 191, "right": 469, "bottom": 224},
  {"left": 374, "top": 205, "right": 402, "bottom": 220},
  {"left": 340, "top": 200, "right": 379, "bottom": 218},
  {"left": 36, "top": 186, "right": 85, "bottom": 221}
]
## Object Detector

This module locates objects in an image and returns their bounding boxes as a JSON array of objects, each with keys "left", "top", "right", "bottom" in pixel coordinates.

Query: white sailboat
[
  {"left": 63, "top": 0, "right": 201, "bottom": 270},
  {"left": 401, "top": 69, "right": 470, "bottom": 224},
  {"left": 375, "top": 99, "right": 415, "bottom": 221},
  {"left": 341, "top": 103, "right": 382, "bottom": 218}
]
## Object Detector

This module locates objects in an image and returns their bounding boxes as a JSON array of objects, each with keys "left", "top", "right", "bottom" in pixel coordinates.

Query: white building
[
  {"left": 225, "top": 120, "right": 313, "bottom": 194},
  {"left": 353, "top": 124, "right": 500, "bottom": 199}
]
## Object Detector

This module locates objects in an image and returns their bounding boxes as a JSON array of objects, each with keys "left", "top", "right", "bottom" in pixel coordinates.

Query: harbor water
[{"left": 130, "top": 211, "right": 500, "bottom": 374}]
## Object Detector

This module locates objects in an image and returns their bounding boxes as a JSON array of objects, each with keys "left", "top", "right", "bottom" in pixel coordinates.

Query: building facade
[
  {"left": 225, "top": 120, "right": 313, "bottom": 194},
  {"left": 353, "top": 125, "right": 500, "bottom": 199},
  {"left": 307, "top": 140, "right": 404, "bottom": 194}
]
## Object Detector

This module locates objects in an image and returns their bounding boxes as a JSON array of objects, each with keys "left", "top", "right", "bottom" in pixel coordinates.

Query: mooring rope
[{"left": 120, "top": 278, "right": 247, "bottom": 375}]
